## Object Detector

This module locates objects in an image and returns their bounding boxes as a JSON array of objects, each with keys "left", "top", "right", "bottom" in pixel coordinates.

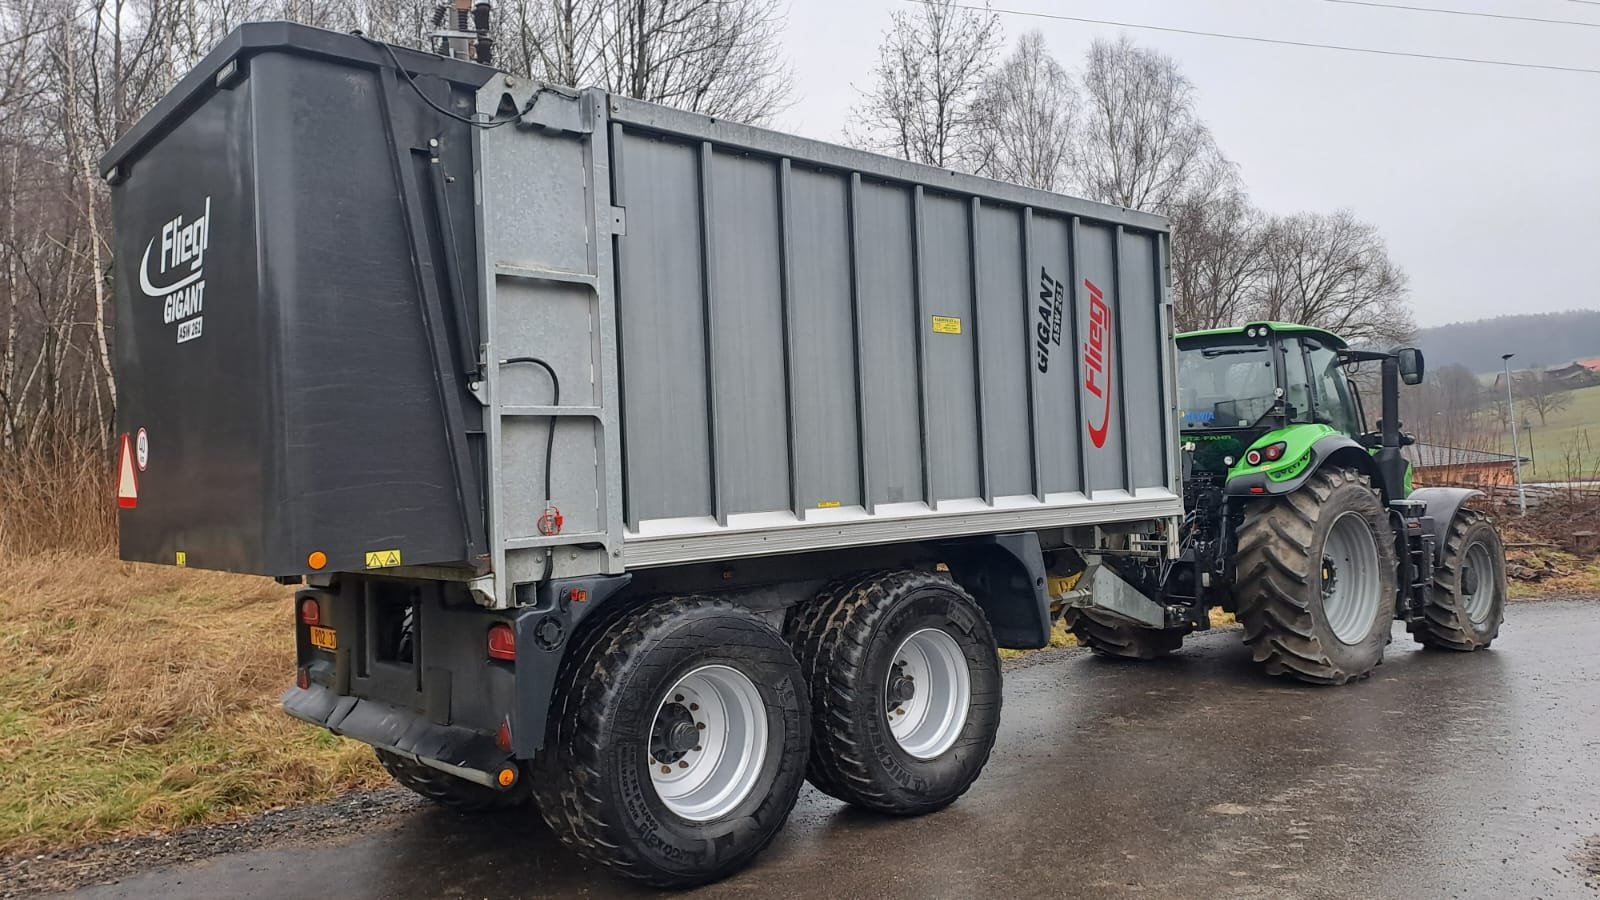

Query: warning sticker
[
  {"left": 116, "top": 434, "right": 138, "bottom": 509},
  {"left": 931, "top": 316, "right": 962, "bottom": 335},
  {"left": 365, "top": 549, "right": 403, "bottom": 569},
  {"left": 816, "top": 500, "right": 841, "bottom": 509},
  {"left": 175, "top": 551, "right": 187, "bottom": 567}
]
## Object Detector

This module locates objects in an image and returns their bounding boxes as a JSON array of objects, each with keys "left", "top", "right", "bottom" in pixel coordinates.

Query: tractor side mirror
[{"left": 1396, "top": 347, "right": 1424, "bottom": 385}]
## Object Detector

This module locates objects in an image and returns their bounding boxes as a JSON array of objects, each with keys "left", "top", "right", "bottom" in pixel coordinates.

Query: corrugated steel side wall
[{"left": 608, "top": 106, "right": 1175, "bottom": 543}]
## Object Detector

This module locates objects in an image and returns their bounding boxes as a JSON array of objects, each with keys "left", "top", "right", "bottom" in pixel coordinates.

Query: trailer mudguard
[{"left": 939, "top": 532, "right": 1054, "bottom": 650}]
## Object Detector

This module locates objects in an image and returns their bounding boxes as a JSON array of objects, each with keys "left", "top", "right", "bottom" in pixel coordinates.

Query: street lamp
[{"left": 1501, "top": 353, "right": 1526, "bottom": 515}]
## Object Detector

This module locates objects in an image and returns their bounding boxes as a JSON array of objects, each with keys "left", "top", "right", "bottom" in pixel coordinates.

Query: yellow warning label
[
  {"left": 175, "top": 551, "right": 187, "bottom": 567},
  {"left": 931, "top": 316, "right": 962, "bottom": 335},
  {"left": 816, "top": 500, "right": 842, "bottom": 509},
  {"left": 365, "top": 549, "right": 403, "bottom": 569}
]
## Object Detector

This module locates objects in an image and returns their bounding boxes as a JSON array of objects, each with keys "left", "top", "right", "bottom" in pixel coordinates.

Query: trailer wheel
[
  {"left": 787, "top": 570, "right": 1001, "bottom": 816},
  {"left": 1064, "top": 609, "right": 1186, "bottom": 659},
  {"left": 1408, "top": 510, "right": 1505, "bottom": 651},
  {"left": 1234, "top": 467, "right": 1398, "bottom": 685},
  {"left": 374, "top": 749, "right": 532, "bottom": 812},
  {"left": 530, "top": 596, "right": 809, "bottom": 889}
]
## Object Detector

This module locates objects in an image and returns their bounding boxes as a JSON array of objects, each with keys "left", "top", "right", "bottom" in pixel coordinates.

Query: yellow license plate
[{"left": 309, "top": 626, "right": 337, "bottom": 650}]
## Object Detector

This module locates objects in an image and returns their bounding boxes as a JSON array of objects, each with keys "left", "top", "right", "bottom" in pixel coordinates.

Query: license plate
[{"left": 309, "top": 625, "right": 337, "bottom": 650}]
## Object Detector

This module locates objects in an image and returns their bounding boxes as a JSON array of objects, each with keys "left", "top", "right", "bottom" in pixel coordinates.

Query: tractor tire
[
  {"left": 1234, "top": 467, "right": 1398, "bottom": 685},
  {"left": 530, "top": 596, "right": 809, "bottom": 889},
  {"left": 374, "top": 749, "right": 532, "bottom": 812},
  {"left": 1065, "top": 608, "right": 1187, "bottom": 660},
  {"left": 787, "top": 570, "right": 1002, "bottom": 816},
  {"left": 1408, "top": 510, "right": 1506, "bottom": 651}
]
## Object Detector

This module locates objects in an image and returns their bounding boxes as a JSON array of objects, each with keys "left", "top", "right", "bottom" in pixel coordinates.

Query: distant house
[
  {"left": 1405, "top": 442, "right": 1530, "bottom": 487},
  {"left": 1545, "top": 359, "right": 1600, "bottom": 389}
]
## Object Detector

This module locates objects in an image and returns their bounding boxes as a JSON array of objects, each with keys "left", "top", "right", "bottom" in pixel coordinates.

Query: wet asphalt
[{"left": 65, "top": 599, "right": 1600, "bottom": 899}]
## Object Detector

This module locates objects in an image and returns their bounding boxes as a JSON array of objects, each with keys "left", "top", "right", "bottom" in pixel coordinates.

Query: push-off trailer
[{"left": 105, "top": 24, "right": 1504, "bottom": 887}]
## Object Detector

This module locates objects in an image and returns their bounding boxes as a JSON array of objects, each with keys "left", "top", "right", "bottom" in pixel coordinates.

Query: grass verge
[{"left": 0, "top": 552, "right": 384, "bottom": 857}]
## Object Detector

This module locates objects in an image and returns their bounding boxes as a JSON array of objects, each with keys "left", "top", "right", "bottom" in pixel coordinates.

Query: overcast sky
[{"left": 772, "top": 0, "right": 1599, "bottom": 328}]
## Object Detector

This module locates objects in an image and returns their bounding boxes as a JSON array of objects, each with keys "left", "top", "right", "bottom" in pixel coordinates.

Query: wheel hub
[
  {"left": 1320, "top": 556, "right": 1338, "bottom": 597},
  {"left": 886, "top": 662, "right": 917, "bottom": 708},
  {"left": 650, "top": 703, "right": 698, "bottom": 764}
]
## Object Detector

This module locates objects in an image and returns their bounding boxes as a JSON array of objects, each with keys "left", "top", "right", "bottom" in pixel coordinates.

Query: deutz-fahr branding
[{"left": 139, "top": 197, "right": 210, "bottom": 345}]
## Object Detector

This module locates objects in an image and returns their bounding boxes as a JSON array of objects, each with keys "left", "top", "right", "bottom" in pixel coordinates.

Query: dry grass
[{"left": 0, "top": 549, "right": 384, "bottom": 856}]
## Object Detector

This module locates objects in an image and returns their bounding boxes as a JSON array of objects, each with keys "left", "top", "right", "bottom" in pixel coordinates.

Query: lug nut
[
  {"left": 679, "top": 761, "right": 689, "bottom": 769},
  {"left": 661, "top": 765, "right": 671, "bottom": 775},
  {"left": 675, "top": 695, "right": 685, "bottom": 703},
  {"left": 689, "top": 703, "right": 699, "bottom": 711},
  {"left": 696, "top": 722, "right": 705, "bottom": 730},
  {"left": 693, "top": 746, "right": 702, "bottom": 752}
]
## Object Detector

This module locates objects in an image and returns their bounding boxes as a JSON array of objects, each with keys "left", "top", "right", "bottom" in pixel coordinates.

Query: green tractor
[{"left": 1064, "top": 321, "right": 1506, "bottom": 684}]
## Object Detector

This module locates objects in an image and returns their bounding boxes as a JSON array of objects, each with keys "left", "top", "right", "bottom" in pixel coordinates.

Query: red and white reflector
[{"left": 116, "top": 433, "right": 139, "bottom": 509}]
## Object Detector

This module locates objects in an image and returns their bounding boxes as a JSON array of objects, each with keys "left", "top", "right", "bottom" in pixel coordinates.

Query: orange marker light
[
  {"left": 497, "top": 767, "right": 518, "bottom": 788},
  {"left": 308, "top": 551, "right": 328, "bottom": 570}
]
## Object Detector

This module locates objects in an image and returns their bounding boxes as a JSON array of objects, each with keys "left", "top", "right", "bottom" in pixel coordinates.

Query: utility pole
[{"left": 1501, "top": 353, "right": 1526, "bottom": 515}]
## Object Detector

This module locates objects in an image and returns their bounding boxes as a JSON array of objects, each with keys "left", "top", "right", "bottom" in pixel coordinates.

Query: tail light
[
  {"left": 487, "top": 623, "right": 516, "bottom": 661},
  {"left": 299, "top": 597, "right": 321, "bottom": 626},
  {"left": 1247, "top": 442, "right": 1288, "bottom": 466}
]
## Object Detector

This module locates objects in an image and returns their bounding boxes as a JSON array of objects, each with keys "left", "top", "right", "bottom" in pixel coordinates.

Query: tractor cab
[{"left": 1176, "top": 322, "right": 1361, "bottom": 475}]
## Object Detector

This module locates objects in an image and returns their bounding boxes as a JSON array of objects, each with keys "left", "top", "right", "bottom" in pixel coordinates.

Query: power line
[
  {"left": 909, "top": 1, "right": 1600, "bottom": 76},
  {"left": 1324, "top": 0, "right": 1600, "bottom": 28}
]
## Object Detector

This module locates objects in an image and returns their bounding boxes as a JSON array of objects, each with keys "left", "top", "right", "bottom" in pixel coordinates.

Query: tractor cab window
[
  {"left": 1292, "top": 340, "right": 1363, "bottom": 435},
  {"left": 1177, "top": 340, "right": 1277, "bottom": 428}
]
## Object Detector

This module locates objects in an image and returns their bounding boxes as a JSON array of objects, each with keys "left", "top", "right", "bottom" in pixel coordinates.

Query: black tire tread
[
  {"left": 1064, "top": 609, "right": 1186, "bottom": 659},
  {"left": 529, "top": 595, "right": 803, "bottom": 888},
  {"left": 786, "top": 569, "right": 998, "bottom": 816},
  {"left": 375, "top": 749, "right": 530, "bottom": 812},
  {"left": 1234, "top": 467, "right": 1394, "bottom": 685},
  {"left": 1408, "top": 509, "right": 1503, "bottom": 651}
]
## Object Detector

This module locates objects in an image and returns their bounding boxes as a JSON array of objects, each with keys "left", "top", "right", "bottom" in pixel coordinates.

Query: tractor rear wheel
[
  {"left": 1408, "top": 509, "right": 1505, "bottom": 651},
  {"left": 1064, "top": 609, "right": 1186, "bottom": 660},
  {"left": 1234, "top": 467, "right": 1398, "bottom": 685}
]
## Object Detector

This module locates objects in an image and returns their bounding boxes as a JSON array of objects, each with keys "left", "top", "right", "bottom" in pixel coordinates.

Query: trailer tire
[
  {"left": 1408, "top": 510, "right": 1505, "bottom": 651},
  {"left": 374, "top": 749, "right": 532, "bottom": 812},
  {"left": 1234, "top": 467, "right": 1398, "bottom": 685},
  {"left": 530, "top": 596, "right": 809, "bottom": 889},
  {"left": 1065, "top": 609, "right": 1186, "bottom": 659},
  {"left": 787, "top": 570, "right": 1001, "bottom": 816}
]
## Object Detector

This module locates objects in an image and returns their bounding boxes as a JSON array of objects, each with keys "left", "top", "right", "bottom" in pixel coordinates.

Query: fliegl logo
[
  {"left": 139, "top": 197, "right": 210, "bottom": 345},
  {"left": 1082, "top": 278, "right": 1113, "bottom": 449}
]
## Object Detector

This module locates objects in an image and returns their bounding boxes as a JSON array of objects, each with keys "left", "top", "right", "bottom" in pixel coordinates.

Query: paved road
[{"left": 69, "top": 600, "right": 1600, "bottom": 899}]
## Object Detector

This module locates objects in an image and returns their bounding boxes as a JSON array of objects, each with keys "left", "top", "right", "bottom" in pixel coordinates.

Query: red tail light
[
  {"left": 1263, "top": 441, "right": 1287, "bottom": 462},
  {"left": 487, "top": 623, "right": 516, "bottom": 661},
  {"left": 299, "top": 597, "right": 321, "bottom": 626}
]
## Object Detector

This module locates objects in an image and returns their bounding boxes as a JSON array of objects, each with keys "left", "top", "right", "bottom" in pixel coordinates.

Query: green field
[{"left": 1520, "top": 383, "right": 1600, "bottom": 481}]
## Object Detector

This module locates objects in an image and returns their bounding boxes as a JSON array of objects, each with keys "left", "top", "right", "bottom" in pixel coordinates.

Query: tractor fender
[
  {"left": 1226, "top": 434, "right": 1384, "bottom": 499},
  {"left": 1407, "top": 487, "right": 1485, "bottom": 552}
]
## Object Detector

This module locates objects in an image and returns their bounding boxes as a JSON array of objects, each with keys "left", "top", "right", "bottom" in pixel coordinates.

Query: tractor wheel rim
[
  {"left": 886, "top": 628, "right": 970, "bottom": 760},
  {"left": 647, "top": 664, "right": 767, "bottom": 822},
  {"left": 1322, "top": 511, "right": 1383, "bottom": 645},
  {"left": 1462, "top": 540, "right": 1497, "bottom": 624}
]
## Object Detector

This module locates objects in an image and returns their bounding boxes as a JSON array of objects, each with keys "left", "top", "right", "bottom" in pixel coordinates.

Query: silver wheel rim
[
  {"left": 886, "top": 628, "right": 970, "bottom": 760},
  {"left": 647, "top": 665, "right": 767, "bottom": 822},
  {"left": 1463, "top": 540, "right": 1497, "bottom": 624},
  {"left": 1321, "top": 511, "right": 1383, "bottom": 645}
]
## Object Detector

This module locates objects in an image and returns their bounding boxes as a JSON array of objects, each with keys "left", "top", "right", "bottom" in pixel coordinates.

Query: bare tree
[
  {"left": 1074, "top": 36, "right": 1221, "bottom": 214},
  {"left": 850, "top": 0, "right": 1001, "bottom": 170},
  {"left": 1168, "top": 175, "right": 1264, "bottom": 332},
  {"left": 971, "top": 30, "right": 1075, "bottom": 191},
  {"left": 1516, "top": 369, "right": 1572, "bottom": 426},
  {"left": 1249, "top": 210, "right": 1413, "bottom": 346}
]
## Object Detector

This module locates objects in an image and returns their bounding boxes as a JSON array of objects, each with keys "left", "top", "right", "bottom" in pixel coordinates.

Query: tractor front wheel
[
  {"left": 1409, "top": 509, "right": 1505, "bottom": 651},
  {"left": 1064, "top": 609, "right": 1186, "bottom": 660},
  {"left": 1234, "top": 467, "right": 1398, "bottom": 685}
]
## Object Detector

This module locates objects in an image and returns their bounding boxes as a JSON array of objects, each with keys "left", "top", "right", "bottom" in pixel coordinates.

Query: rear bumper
[{"left": 282, "top": 683, "right": 512, "bottom": 788}]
